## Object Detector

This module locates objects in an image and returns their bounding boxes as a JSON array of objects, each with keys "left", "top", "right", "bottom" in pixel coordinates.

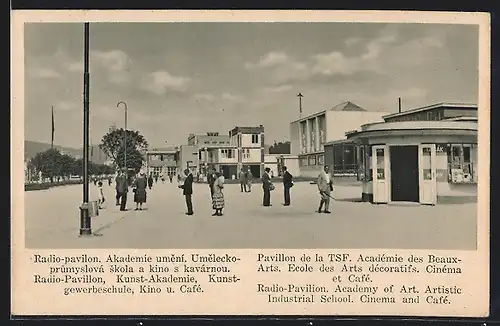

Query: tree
[
  {"left": 28, "top": 148, "right": 64, "bottom": 182},
  {"left": 99, "top": 128, "right": 148, "bottom": 172},
  {"left": 116, "top": 147, "right": 145, "bottom": 174},
  {"left": 269, "top": 141, "right": 291, "bottom": 154},
  {"left": 59, "top": 153, "right": 76, "bottom": 178}
]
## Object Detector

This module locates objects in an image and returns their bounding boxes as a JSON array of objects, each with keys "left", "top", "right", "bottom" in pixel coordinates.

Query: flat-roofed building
[
  {"left": 290, "top": 101, "right": 390, "bottom": 177},
  {"left": 145, "top": 147, "right": 178, "bottom": 177}
]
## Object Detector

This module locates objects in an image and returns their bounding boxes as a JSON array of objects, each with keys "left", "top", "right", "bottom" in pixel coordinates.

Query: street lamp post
[
  {"left": 297, "top": 93, "right": 303, "bottom": 118},
  {"left": 79, "top": 22, "right": 91, "bottom": 236},
  {"left": 117, "top": 101, "right": 128, "bottom": 175}
]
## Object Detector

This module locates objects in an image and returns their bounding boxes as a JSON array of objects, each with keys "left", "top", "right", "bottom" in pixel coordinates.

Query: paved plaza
[{"left": 23, "top": 181, "right": 477, "bottom": 249}]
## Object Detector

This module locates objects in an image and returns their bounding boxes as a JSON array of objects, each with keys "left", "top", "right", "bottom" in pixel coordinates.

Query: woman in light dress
[{"left": 211, "top": 172, "right": 225, "bottom": 216}]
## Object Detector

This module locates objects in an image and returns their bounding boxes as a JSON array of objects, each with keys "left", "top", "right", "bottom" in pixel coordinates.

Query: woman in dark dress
[{"left": 133, "top": 172, "right": 148, "bottom": 211}]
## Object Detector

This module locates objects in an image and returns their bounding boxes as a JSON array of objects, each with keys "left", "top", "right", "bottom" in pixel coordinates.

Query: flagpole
[
  {"left": 79, "top": 22, "right": 92, "bottom": 236},
  {"left": 51, "top": 106, "right": 54, "bottom": 149}
]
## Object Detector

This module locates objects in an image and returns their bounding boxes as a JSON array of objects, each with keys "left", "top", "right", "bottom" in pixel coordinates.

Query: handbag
[{"left": 269, "top": 184, "right": 275, "bottom": 191}]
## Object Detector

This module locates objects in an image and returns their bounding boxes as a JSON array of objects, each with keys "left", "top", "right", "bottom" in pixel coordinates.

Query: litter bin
[{"left": 89, "top": 200, "right": 99, "bottom": 217}]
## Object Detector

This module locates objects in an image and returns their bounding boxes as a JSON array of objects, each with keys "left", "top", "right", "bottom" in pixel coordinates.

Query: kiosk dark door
[{"left": 390, "top": 146, "right": 419, "bottom": 202}]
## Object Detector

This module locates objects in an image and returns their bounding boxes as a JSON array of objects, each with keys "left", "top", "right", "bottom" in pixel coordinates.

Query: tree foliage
[
  {"left": 99, "top": 128, "right": 148, "bottom": 172},
  {"left": 269, "top": 141, "right": 291, "bottom": 154},
  {"left": 28, "top": 148, "right": 115, "bottom": 182}
]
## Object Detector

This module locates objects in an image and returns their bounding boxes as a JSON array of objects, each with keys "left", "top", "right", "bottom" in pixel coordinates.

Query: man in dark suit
[
  {"left": 207, "top": 168, "right": 216, "bottom": 199},
  {"left": 179, "top": 169, "right": 194, "bottom": 215},
  {"left": 261, "top": 167, "right": 272, "bottom": 207},
  {"left": 115, "top": 169, "right": 129, "bottom": 211},
  {"left": 282, "top": 166, "right": 293, "bottom": 206}
]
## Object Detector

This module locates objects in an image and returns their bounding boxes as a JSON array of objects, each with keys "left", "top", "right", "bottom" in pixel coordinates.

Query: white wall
[
  {"left": 437, "top": 182, "right": 477, "bottom": 197},
  {"left": 290, "top": 122, "right": 300, "bottom": 155},
  {"left": 325, "top": 111, "right": 389, "bottom": 142},
  {"left": 230, "top": 134, "right": 238, "bottom": 146},
  {"left": 242, "top": 148, "right": 261, "bottom": 163},
  {"left": 265, "top": 163, "right": 279, "bottom": 177},
  {"left": 283, "top": 157, "right": 300, "bottom": 177},
  {"left": 241, "top": 133, "right": 261, "bottom": 147}
]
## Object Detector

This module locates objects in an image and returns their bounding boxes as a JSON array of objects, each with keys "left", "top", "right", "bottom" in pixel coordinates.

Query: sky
[{"left": 24, "top": 22, "right": 479, "bottom": 149}]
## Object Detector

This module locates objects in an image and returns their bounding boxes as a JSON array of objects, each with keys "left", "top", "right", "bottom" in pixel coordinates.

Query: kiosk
[{"left": 346, "top": 120, "right": 478, "bottom": 205}]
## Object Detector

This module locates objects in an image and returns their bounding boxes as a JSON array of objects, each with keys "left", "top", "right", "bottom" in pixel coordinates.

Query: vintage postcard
[{"left": 11, "top": 10, "right": 490, "bottom": 317}]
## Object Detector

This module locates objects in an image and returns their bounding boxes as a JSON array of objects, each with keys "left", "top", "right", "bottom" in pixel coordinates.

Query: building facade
[
  {"left": 145, "top": 147, "right": 178, "bottom": 177},
  {"left": 290, "top": 101, "right": 390, "bottom": 177},
  {"left": 229, "top": 125, "right": 265, "bottom": 178},
  {"left": 178, "top": 145, "right": 199, "bottom": 176},
  {"left": 346, "top": 103, "right": 478, "bottom": 205}
]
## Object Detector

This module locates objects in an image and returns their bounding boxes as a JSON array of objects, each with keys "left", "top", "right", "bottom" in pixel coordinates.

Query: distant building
[
  {"left": 290, "top": 101, "right": 390, "bottom": 177},
  {"left": 177, "top": 126, "right": 267, "bottom": 180},
  {"left": 145, "top": 147, "right": 177, "bottom": 177},
  {"left": 188, "top": 132, "right": 231, "bottom": 147},
  {"left": 229, "top": 125, "right": 265, "bottom": 178},
  {"left": 178, "top": 145, "right": 200, "bottom": 176}
]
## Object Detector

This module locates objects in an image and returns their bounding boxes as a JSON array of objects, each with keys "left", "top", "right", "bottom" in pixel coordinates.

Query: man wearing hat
[
  {"left": 115, "top": 168, "right": 129, "bottom": 211},
  {"left": 317, "top": 165, "right": 333, "bottom": 214},
  {"left": 179, "top": 168, "right": 194, "bottom": 215}
]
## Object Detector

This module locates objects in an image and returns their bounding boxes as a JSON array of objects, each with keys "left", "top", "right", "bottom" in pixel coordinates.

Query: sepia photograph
[{"left": 23, "top": 20, "right": 480, "bottom": 250}]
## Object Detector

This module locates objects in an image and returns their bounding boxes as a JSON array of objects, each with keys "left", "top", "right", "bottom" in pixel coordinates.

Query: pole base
[
  {"left": 79, "top": 228, "right": 92, "bottom": 236},
  {"left": 79, "top": 203, "right": 92, "bottom": 236}
]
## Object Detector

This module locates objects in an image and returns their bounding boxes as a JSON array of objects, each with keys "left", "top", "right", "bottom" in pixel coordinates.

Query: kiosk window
[
  {"left": 447, "top": 144, "right": 476, "bottom": 183},
  {"left": 422, "top": 147, "right": 432, "bottom": 180},
  {"left": 356, "top": 145, "right": 372, "bottom": 181},
  {"left": 356, "top": 146, "right": 365, "bottom": 181},
  {"left": 376, "top": 148, "right": 385, "bottom": 180}
]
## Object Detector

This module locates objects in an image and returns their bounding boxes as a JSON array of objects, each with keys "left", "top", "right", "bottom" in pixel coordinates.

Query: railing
[{"left": 333, "top": 164, "right": 357, "bottom": 174}]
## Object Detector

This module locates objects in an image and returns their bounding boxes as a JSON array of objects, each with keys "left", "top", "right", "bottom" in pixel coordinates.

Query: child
[{"left": 98, "top": 181, "right": 105, "bottom": 208}]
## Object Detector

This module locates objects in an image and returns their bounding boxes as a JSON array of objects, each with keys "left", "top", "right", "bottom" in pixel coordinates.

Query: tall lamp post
[
  {"left": 297, "top": 93, "right": 303, "bottom": 118},
  {"left": 79, "top": 22, "right": 91, "bottom": 236},
  {"left": 117, "top": 101, "right": 128, "bottom": 175}
]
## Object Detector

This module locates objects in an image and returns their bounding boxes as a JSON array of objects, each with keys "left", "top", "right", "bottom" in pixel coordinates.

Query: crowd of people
[
  {"left": 176, "top": 164, "right": 334, "bottom": 216},
  {"left": 96, "top": 164, "right": 335, "bottom": 216}
]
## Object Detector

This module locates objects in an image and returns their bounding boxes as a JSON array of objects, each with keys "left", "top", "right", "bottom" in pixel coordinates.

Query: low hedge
[{"left": 25, "top": 179, "right": 83, "bottom": 191}]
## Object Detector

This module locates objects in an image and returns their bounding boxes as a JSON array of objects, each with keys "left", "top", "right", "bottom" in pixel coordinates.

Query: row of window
[
  {"left": 198, "top": 148, "right": 259, "bottom": 160},
  {"left": 203, "top": 141, "right": 229, "bottom": 145},
  {"left": 229, "top": 134, "right": 261, "bottom": 146},
  {"left": 299, "top": 154, "right": 325, "bottom": 167},
  {"left": 149, "top": 154, "right": 176, "bottom": 161},
  {"left": 220, "top": 149, "right": 236, "bottom": 159},
  {"left": 356, "top": 143, "right": 477, "bottom": 183},
  {"left": 299, "top": 130, "right": 326, "bottom": 153},
  {"left": 388, "top": 110, "right": 442, "bottom": 122},
  {"left": 149, "top": 166, "right": 177, "bottom": 176}
]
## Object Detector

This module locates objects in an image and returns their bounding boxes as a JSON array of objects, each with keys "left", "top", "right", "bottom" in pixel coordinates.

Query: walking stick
[{"left": 319, "top": 191, "right": 336, "bottom": 200}]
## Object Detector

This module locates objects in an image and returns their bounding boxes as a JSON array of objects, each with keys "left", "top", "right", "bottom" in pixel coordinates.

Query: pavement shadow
[
  {"left": 93, "top": 214, "right": 128, "bottom": 234},
  {"left": 333, "top": 197, "right": 363, "bottom": 203},
  {"left": 251, "top": 207, "right": 327, "bottom": 218}
]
